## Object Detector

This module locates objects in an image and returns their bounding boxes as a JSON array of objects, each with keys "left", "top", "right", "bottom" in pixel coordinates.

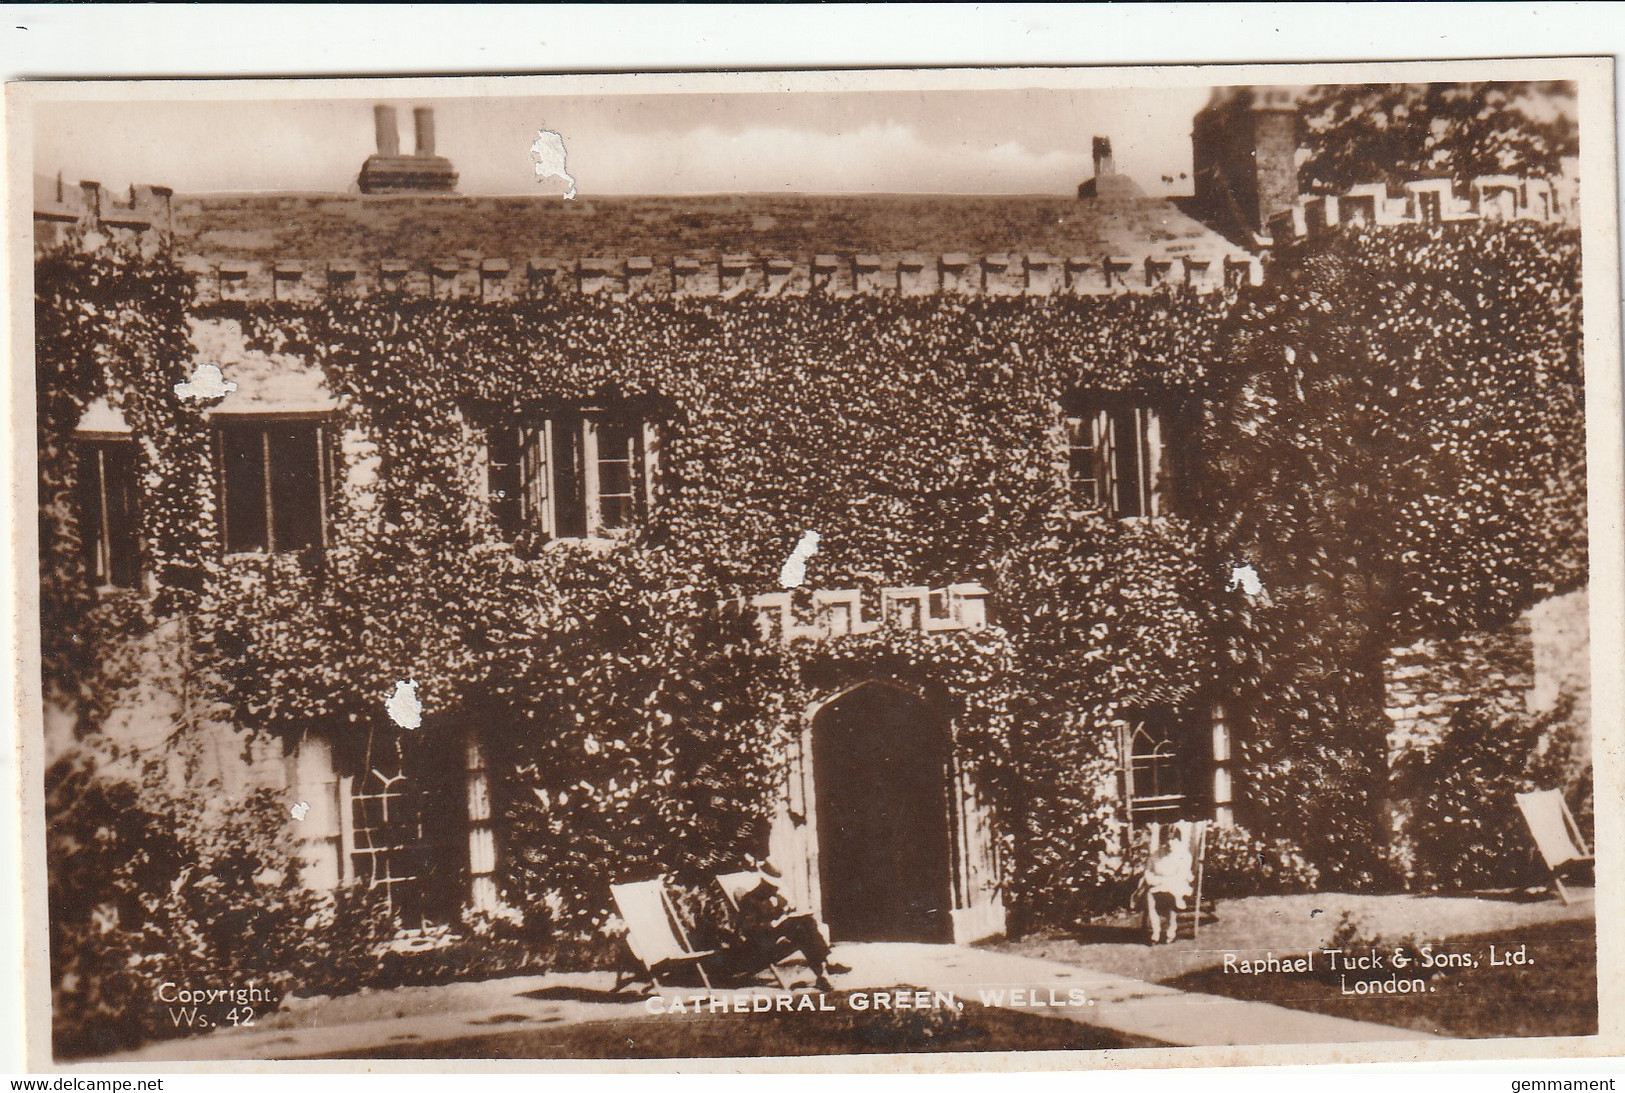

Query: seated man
[{"left": 727, "top": 864, "right": 838, "bottom": 990}]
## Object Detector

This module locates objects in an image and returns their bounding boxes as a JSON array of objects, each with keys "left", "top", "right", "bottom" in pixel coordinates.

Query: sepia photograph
[{"left": 10, "top": 55, "right": 1618, "bottom": 1071}]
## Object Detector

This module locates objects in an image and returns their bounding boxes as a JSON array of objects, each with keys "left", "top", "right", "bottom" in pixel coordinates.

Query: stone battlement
[
  {"left": 1270, "top": 172, "right": 1578, "bottom": 243},
  {"left": 179, "top": 250, "right": 1259, "bottom": 304},
  {"left": 728, "top": 583, "right": 990, "bottom": 644},
  {"left": 34, "top": 174, "right": 174, "bottom": 258}
]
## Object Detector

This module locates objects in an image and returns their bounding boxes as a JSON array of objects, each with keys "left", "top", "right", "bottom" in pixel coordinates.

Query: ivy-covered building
[{"left": 37, "top": 90, "right": 1588, "bottom": 951}]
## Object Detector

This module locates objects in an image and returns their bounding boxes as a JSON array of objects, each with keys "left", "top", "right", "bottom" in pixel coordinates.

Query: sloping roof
[{"left": 174, "top": 191, "right": 1244, "bottom": 266}]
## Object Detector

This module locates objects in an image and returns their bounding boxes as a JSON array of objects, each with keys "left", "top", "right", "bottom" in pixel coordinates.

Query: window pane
[
  {"left": 596, "top": 419, "right": 637, "bottom": 531},
  {"left": 269, "top": 425, "right": 324, "bottom": 551},
  {"left": 76, "top": 448, "right": 106, "bottom": 582},
  {"left": 1128, "top": 709, "right": 1208, "bottom": 821},
  {"left": 220, "top": 425, "right": 268, "bottom": 553},
  {"left": 1065, "top": 415, "right": 1102, "bottom": 508},
  {"left": 349, "top": 756, "right": 467, "bottom": 928},
  {"left": 599, "top": 459, "right": 632, "bottom": 497},
  {"left": 551, "top": 416, "right": 587, "bottom": 538},
  {"left": 102, "top": 443, "right": 141, "bottom": 587},
  {"left": 1148, "top": 407, "right": 1175, "bottom": 515},
  {"left": 1112, "top": 409, "right": 1145, "bottom": 517},
  {"left": 599, "top": 494, "right": 633, "bottom": 531},
  {"left": 486, "top": 426, "right": 522, "bottom": 537},
  {"left": 520, "top": 425, "right": 551, "bottom": 536},
  {"left": 598, "top": 419, "right": 636, "bottom": 461}
]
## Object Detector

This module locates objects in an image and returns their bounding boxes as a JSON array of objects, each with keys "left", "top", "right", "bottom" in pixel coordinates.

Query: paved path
[
  {"left": 107, "top": 940, "right": 1433, "bottom": 1061},
  {"left": 838, "top": 942, "right": 1439, "bottom": 1047}
]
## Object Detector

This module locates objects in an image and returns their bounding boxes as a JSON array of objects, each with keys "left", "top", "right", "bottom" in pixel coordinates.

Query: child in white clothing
[{"left": 1143, "top": 826, "right": 1194, "bottom": 945}]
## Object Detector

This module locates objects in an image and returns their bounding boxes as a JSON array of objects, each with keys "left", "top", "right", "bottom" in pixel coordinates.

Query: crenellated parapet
[
  {"left": 181, "top": 249, "right": 1260, "bottom": 304},
  {"left": 34, "top": 173, "right": 174, "bottom": 258},
  {"left": 727, "top": 583, "right": 991, "bottom": 645},
  {"left": 1269, "top": 171, "right": 1579, "bottom": 244}
]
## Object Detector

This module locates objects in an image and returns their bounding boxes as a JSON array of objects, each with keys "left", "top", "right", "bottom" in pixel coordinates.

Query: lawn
[
  {"left": 1162, "top": 917, "right": 1596, "bottom": 1039},
  {"left": 320, "top": 987, "right": 1166, "bottom": 1059}
]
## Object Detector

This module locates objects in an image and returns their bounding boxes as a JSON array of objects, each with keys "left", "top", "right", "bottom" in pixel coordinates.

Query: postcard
[{"left": 8, "top": 56, "right": 1620, "bottom": 1072}]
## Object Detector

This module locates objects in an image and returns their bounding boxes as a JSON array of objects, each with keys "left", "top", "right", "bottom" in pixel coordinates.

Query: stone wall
[
  {"left": 33, "top": 174, "right": 174, "bottom": 258},
  {"left": 1191, "top": 87, "right": 1301, "bottom": 238},
  {"left": 1384, "top": 587, "right": 1590, "bottom": 763},
  {"left": 1528, "top": 587, "right": 1591, "bottom": 730},
  {"left": 1270, "top": 172, "right": 1578, "bottom": 244},
  {"left": 45, "top": 615, "right": 290, "bottom": 801}
]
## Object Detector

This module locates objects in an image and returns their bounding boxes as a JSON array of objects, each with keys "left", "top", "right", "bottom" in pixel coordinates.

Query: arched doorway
[{"left": 811, "top": 682, "right": 954, "bottom": 943}]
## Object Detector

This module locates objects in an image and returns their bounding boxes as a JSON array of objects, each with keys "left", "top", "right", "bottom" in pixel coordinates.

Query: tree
[{"left": 1299, "top": 82, "right": 1578, "bottom": 193}]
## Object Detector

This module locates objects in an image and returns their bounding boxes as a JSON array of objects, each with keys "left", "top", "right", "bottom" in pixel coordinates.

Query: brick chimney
[
  {"left": 1078, "top": 134, "right": 1142, "bottom": 199},
  {"left": 359, "top": 103, "right": 458, "bottom": 195}
]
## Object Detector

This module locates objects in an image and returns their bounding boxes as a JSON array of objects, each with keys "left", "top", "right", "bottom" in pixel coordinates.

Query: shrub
[
  {"left": 1203, "top": 223, "right": 1584, "bottom": 893},
  {"left": 283, "top": 885, "right": 397, "bottom": 999},
  {"left": 1392, "top": 697, "right": 1589, "bottom": 891},
  {"left": 46, "top": 747, "right": 318, "bottom": 1058},
  {"left": 1202, "top": 825, "right": 1323, "bottom": 898},
  {"left": 47, "top": 743, "right": 592, "bottom": 1056}
]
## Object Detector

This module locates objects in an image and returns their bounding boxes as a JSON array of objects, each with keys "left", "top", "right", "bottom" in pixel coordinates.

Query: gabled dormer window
[
  {"left": 484, "top": 408, "right": 660, "bottom": 542},
  {"left": 1065, "top": 398, "right": 1184, "bottom": 518}
]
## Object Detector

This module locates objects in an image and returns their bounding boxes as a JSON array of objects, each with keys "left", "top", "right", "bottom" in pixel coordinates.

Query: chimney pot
[
  {"left": 374, "top": 105, "right": 400, "bottom": 156},
  {"left": 414, "top": 106, "right": 436, "bottom": 157}
]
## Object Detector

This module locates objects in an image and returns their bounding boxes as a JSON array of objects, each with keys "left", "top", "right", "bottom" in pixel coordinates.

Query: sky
[{"left": 32, "top": 86, "right": 1215, "bottom": 198}]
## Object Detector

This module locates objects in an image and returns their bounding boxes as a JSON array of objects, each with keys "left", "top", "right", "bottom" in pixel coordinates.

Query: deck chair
[
  {"left": 715, "top": 871, "right": 794, "bottom": 989},
  {"left": 1145, "top": 819, "right": 1210, "bottom": 941},
  {"left": 1515, "top": 790, "right": 1593, "bottom": 904},
  {"left": 609, "top": 879, "right": 715, "bottom": 993}
]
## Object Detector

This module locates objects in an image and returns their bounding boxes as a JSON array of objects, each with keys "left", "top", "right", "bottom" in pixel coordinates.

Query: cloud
[{"left": 573, "top": 121, "right": 1094, "bottom": 194}]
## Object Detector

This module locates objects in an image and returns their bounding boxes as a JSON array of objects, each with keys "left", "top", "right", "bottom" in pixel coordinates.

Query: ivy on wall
[
  {"left": 35, "top": 252, "right": 198, "bottom": 715},
  {"left": 1200, "top": 221, "right": 1586, "bottom": 880},
  {"left": 41, "top": 270, "right": 1239, "bottom": 929},
  {"left": 36, "top": 217, "right": 1587, "bottom": 933}
]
